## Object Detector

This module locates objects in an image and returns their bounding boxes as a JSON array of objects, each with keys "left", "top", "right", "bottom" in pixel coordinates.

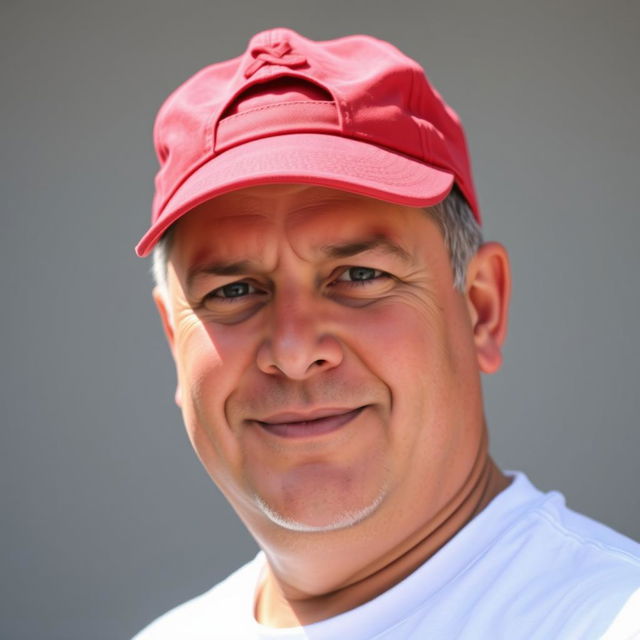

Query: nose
[{"left": 255, "top": 290, "right": 343, "bottom": 380}]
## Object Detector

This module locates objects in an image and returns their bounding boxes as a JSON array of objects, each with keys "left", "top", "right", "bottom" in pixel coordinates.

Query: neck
[{"left": 255, "top": 448, "right": 511, "bottom": 628}]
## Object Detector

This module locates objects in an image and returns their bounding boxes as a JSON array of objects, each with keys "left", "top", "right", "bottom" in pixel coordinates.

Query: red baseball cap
[{"left": 136, "top": 28, "right": 480, "bottom": 257}]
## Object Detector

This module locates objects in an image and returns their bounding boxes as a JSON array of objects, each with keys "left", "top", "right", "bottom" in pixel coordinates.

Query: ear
[
  {"left": 152, "top": 286, "right": 182, "bottom": 407},
  {"left": 464, "top": 242, "right": 511, "bottom": 374}
]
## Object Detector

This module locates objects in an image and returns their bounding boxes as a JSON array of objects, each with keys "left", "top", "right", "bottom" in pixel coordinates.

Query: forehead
[{"left": 169, "top": 184, "right": 438, "bottom": 262}]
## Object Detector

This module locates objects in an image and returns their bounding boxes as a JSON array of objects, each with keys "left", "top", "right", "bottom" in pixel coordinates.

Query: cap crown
[{"left": 152, "top": 28, "right": 478, "bottom": 223}]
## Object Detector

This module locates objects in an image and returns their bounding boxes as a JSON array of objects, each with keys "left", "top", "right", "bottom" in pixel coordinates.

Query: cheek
[
  {"left": 346, "top": 294, "right": 451, "bottom": 382},
  {"left": 175, "top": 313, "right": 254, "bottom": 385},
  {"left": 173, "top": 319, "right": 228, "bottom": 438},
  {"left": 174, "top": 315, "right": 265, "bottom": 437},
  {"left": 345, "top": 295, "right": 477, "bottom": 450},
  {"left": 174, "top": 317, "right": 221, "bottom": 391},
  {"left": 173, "top": 319, "right": 257, "bottom": 486}
]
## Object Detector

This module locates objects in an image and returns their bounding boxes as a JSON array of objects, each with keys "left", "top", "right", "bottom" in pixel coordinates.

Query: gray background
[{"left": 1, "top": 0, "right": 638, "bottom": 638}]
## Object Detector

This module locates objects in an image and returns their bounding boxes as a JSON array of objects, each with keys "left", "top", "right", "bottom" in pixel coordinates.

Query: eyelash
[
  {"left": 204, "top": 281, "right": 262, "bottom": 303},
  {"left": 332, "top": 266, "right": 388, "bottom": 287},
  {"left": 203, "top": 266, "right": 390, "bottom": 304}
]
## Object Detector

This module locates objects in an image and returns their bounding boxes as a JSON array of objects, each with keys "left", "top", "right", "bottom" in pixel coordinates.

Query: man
[{"left": 133, "top": 28, "right": 640, "bottom": 639}]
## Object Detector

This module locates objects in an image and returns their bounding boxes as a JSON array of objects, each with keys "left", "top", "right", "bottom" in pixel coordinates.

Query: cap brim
[{"left": 136, "top": 133, "right": 454, "bottom": 257}]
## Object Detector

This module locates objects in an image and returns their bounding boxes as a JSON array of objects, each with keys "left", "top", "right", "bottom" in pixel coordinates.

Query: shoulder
[
  {"left": 533, "top": 487, "right": 640, "bottom": 637},
  {"left": 478, "top": 473, "right": 640, "bottom": 637},
  {"left": 131, "top": 554, "right": 264, "bottom": 640},
  {"left": 491, "top": 472, "right": 640, "bottom": 570},
  {"left": 520, "top": 479, "right": 640, "bottom": 579}
]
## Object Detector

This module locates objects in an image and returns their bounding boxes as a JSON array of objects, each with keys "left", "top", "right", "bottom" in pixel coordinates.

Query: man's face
[{"left": 156, "top": 184, "right": 494, "bottom": 541}]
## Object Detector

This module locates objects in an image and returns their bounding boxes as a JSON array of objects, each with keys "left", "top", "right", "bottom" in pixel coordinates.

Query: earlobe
[
  {"left": 152, "top": 286, "right": 182, "bottom": 407},
  {"left": 464, "top": 242, "right": 511, "bottom": 374}
]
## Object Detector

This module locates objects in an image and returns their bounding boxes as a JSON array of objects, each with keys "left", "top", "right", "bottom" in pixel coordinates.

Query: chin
[{"left": 253, "top": 488, "right": 387, "bottom": 533}]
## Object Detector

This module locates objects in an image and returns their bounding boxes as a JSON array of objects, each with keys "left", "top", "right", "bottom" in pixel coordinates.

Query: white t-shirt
[{"left": 133, "top": 472, "right": 640, "bottom": 639}]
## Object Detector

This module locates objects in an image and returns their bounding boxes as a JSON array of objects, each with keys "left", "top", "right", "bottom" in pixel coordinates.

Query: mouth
[{"left": 254, "top": 406, "right": 367, "bottom": 439}]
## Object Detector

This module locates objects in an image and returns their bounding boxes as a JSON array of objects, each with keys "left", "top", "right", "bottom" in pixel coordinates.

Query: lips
[{"left": 255, "top": 406, "right": 365, "bottom": 438}]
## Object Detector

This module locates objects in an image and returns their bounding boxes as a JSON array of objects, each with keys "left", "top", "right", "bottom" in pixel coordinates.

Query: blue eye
[
  {"left": 211, "top": 281, "right": 255, "bottom": 299},
  {"left": 338, "top": 267, "right": 384, "bottom": 282}
]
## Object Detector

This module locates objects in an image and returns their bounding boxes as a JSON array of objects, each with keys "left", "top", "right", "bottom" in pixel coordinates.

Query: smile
[{"left": 255, "top": 407, "right": 366, "bottom": 439}]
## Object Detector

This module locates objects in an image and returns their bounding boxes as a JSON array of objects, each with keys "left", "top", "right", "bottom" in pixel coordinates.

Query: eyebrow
[
  {"left": 319, "top": 235, "right": 413, "bottom": 263},
  {"left": 186, "top": 259, "right": 260, "bottom": 291},
  {"left": 186, "top": 235, "right": 413, "bottom": 291}
]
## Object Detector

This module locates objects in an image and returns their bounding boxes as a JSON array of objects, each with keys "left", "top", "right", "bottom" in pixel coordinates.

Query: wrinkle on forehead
[
  {"left": 193, "top": 184, "right": 396, "bottom": 223},
  {"left": 172, "top": 211, "right": 275, "bottom": 271},
  {"left": 170, "top": 184, "right": 430, "bottom": 273},
  {"left": 172, "top": 185, "right": 354, "bottom": 249},
  {"left": 192, "top": 184, "right": 366, "bottom": 219}
]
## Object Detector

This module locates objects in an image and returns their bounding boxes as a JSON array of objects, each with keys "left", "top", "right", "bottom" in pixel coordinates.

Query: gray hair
[
  {"left": 151, "top": 186, "right": 482, "bottom": 296},
  {"left": 427, "top": 185, "right": 483, "bottom": 290},
  {"left": 152, "top": 226, "right": 175, "bottom": 300}
]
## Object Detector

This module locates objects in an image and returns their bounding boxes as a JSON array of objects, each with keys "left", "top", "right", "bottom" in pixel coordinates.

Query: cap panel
[
  {"left": 151, "top": 58, "right": 240, "bottom": 217},
  {"left": 139, "top": 28, "right": 481, "bottom": 256}
]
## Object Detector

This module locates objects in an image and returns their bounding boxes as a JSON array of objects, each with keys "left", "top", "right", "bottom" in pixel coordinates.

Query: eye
[
  {"left": 335, "top": 266, "right": 386, "bottom": 284},
  {"left": 207, "top": 280, "right": 258, "bottom": 300},
  {"left": 199, "top": 279, "right": 268, "bottom": 323}
]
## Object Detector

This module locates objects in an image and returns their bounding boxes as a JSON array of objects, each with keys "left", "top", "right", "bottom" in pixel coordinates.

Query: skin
[{"left": 153, "top": 183, "right": 512, "bottom": 628}]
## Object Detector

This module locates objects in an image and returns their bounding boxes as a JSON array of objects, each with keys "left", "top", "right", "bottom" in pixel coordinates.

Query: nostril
[{"left": 255, "top": 332, "right": 344, "bottom": 379}]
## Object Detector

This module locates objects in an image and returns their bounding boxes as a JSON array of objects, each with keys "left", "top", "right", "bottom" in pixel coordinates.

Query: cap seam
[
  {"left": 220, "top": 100, "right": 335, "bottom": 122},
  {"left": 413, "top": 67, "right": 431, "bottom": 160}
]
